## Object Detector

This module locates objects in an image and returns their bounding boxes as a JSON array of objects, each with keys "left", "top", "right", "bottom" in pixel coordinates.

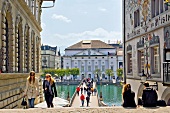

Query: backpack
[
  {"left": 143, "top": 88, "right": 157, "bottom": 107},
  {"left": 157, "top": 100, "right": 166, "bottom": 106}
]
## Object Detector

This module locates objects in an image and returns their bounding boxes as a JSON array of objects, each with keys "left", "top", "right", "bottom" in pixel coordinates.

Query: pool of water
[
  {"left": 97, "top": 84, "right": 122, "bottom": 106},
  {"left": 56, "top": 84, "right": 122, "bottom": 106}
]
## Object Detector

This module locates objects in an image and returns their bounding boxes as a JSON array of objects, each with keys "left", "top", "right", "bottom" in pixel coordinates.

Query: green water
[
  {"left": 56, "top": 84, "right": 77, "bottom": 99},
  {"left": 97, "top": 84, "right": 122, "bottom": 106},
  {"left": 56, "top": 84, "right": 122, "bottom": 106}
]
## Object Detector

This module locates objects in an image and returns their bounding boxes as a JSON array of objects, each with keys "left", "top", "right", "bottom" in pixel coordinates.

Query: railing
[{"left": 68, "top": 80, "right": 83, "bottom": 107}]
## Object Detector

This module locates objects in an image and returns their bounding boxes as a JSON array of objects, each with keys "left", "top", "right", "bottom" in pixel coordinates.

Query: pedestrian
[
  {"left": 142, "top": 82, "right": 158, "bottom": 107},
  {"left": 80, "top": 86, "right": 83, "bottom": 94},
  {"left": 122, "top": 84, "right": 136, "bottom": 107},
  {"left": 24, "top": 71, "right": 39, "bottom": 108},
  {"left": 84, "top": 87, "right": 86, "bottom": 94},
  {"left": 43, "top": 74, "right": 57, "bottom": 108},
  {"left": 76, "top": 86, "right": 80, "bottom": 96},
  {"left": 87, "top": 90, "right": 91, "bottom": 99},
  {"left": 94, "top": 88, "right": 97, "bottom": 96},
  {"left": 91, "top": 87, "right": 94, "bottom": 96},
  {"left": 80, "top": 93, "right": 85, "bottom": 107},
  {"left": 86, "top": 96, "right": 90, "bottom": 107}
]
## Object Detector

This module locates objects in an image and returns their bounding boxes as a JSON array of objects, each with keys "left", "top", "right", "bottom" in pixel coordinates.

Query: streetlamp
[
  {"left": 140, "top": 70, "right": 158, "bottom": 91},
  {"left": 164, "top": 0, "right": 170, "bottom": 6}
]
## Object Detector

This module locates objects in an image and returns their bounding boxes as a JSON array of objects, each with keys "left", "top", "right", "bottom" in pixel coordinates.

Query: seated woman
[{"left": 122, "top": 84, "right": 136, "bottom": 107}]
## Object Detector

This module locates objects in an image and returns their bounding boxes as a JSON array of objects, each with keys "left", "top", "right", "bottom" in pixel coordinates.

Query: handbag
[{"left": 21, "top": 97, "right": 27, "bottom": 106}]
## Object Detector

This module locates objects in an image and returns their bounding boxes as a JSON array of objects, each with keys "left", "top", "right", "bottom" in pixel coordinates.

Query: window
[
  {"left": 89, "top": 62, "right": 90, "bottom": 64},
  {"left": 151, "top": 46, "right": 160, "bottom": 74},
  {"left": 81, "top": 66, "right": 84, "bottom": 72},
  {"left": 75, "top": 57, "right": 77, "bottom": 59},
  {"left": 127, "top": 53, "right": 132, "bottom": 73},
  {"left": 134, "top": 9, "right": 140, "bottom": 28},
  {"left": 111, "top": 57, "right": 113, "bottom": 58},
  {"left": 155, "top": 0, "right": 159, "bottom": 16},
  {"left": 102, "top": 57, "right": 104, "bottom": 59},
  {"left": 75, "top": 66, "right": 77, "bottom": 68},
  {"left": 82, "top": 57, "right": 84, "bottom": 59},
  {"left": 95, "top": 66, "right": 98, "bottom": 70},
  {"left": 160, "top": 0, "right": 163, "bottom": 13},
  {"left": 102, "top": 66, "right": 105, "bottom": 72},
  {"left": 111, "top": 66, "right": 114, "bottom": 70},
  {"left": 88, "top": 66, "right": 91, "bottom": 71},
  {"left": 138, "top": 50, "right": 144, "bottom": 73},
  {"left": 151, "top": 0, "right": 156, "bottom": 18},
  {"left": 95, "top": 57, "right": 97, "bottom": 59}
]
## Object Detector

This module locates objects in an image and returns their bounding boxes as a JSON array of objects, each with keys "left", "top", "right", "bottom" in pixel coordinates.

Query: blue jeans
[
  {"left": 28, "top": 98, "right": 35, "bottom": 108},
  {"left": 81, "top": 100, "right": 84, "bottom": 106}
]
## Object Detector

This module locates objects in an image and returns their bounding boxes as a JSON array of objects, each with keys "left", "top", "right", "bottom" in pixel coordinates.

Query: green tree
[
  {"left": 70, "top": 68, "right": 80, "bottom": 80},
  {"left": 93, "top": 69, "right": 101, "bottom": 81},
  {"left": 65, "top": 69, "right": 71, "bottom": 79},
  {"left": 43, "top": 69, "right": 57, "bottom": 77},
  {"left": 117, "top": 68, "right": 123, "bottom": 81},
  {"left": 105, "top": 69, "right": 114, "bottom": 81},
  {"left": 55, "top": 69, "right": 65, "bottom": 81}
]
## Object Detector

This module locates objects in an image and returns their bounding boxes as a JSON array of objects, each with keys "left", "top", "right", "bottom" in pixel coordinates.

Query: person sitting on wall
[
  {"left": 122, "top": 84, "right": 136, "bottom": 107},
  {"left": 142, "top": 82, "right": 158, "bottom": 107}
]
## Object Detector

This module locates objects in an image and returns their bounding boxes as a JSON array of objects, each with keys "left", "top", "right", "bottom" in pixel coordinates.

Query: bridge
[{"left": 71, "top": 82, "right": 99, "bottom": 107}]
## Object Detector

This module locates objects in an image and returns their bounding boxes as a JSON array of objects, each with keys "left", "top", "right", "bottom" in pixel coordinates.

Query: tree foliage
[
  {"left": 105, "top": 69, "right": 114, "bottom": 81},
  {"left": 70, "top": 68, "right": 80, "bottom": 76},
  {"left": 117, "top": 68, "right": 123, "bottom": 77}
]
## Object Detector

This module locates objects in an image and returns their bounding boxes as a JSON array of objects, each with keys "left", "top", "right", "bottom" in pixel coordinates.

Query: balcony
[{"left": 163, "top": 63, "right": 170, "bottom": 86}]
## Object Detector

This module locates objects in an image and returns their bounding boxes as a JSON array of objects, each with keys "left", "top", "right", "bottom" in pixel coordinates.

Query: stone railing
[{"left": 0, "top": 73, "right": 43, "bottom": 109}]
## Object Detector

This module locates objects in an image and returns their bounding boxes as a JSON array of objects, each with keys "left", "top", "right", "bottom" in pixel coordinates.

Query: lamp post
[{"left": 164, "top": 0, "right": 170, "bottom": 6}]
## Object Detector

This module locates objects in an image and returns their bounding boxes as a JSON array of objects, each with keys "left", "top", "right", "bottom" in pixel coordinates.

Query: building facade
[
  {"left": 123, "top": 0, "right": 170, "bottom": 105},
  {"left": 63, "top": 40, "right": 123, "bottom": 80},
  {"left": 41, "top": 45, "right": 61, "bottom": 69},
  {"left": 0, "top": 0, "right": 46, "bottom": 73}
]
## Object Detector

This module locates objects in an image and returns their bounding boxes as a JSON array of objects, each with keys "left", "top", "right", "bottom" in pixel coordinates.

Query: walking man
[{"left": 86, "top": 96, "right": 90, "bottom": 107}]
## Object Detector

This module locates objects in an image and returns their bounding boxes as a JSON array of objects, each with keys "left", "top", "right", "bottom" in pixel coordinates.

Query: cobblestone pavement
[{"left": 0, "top": 107, "right": 170, "bottom": 113}]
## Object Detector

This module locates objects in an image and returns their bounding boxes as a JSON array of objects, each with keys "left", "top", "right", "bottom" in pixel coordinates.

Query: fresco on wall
[
  {"left": 126, "top": 0, "right": 170, "bottom": 39},
  {"left": 164, "top": 26, "right": 170, "bottom": 49}
]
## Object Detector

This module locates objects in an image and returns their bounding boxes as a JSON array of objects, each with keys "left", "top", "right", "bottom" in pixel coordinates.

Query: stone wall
[{"left": 0, "top": 74, "right": 43, "bottom": 109}]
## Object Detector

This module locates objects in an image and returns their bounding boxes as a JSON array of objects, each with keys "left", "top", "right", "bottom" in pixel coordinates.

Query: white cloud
[
  {"left": 98, "top": 8, "right": 107, "bottom": 12},
  {"left": 52, "top": 14, "right": 71, "bottom": 23},
  {"left": 42, "top": 28, "right": 122, "bottom": 53}
]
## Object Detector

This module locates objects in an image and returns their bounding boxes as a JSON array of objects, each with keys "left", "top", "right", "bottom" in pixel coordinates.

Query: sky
[{"left": 41, "top": 0, "right": 122, "bottom": 54}]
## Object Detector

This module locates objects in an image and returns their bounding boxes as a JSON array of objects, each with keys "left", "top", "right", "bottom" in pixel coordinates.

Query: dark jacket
[
  {"left": 122, "top": 90, "right": 136, "bottom": 107},
  {"left": 142, "top": 87, "right": 158, "bottom": 107},
  {"left": 43, "top": 80, "right": 57, "bottom": 97}
]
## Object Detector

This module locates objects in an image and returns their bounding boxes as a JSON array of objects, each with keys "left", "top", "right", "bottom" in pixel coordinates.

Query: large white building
[
  {"left": 123, "top": 0, "right": 170, "bottom": 105},
  {"left": 63, "top": 40, "right": 123, "bottom": 80}
]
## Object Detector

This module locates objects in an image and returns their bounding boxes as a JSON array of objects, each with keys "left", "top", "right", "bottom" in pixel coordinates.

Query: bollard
[
  {"left": 67, "top": 91, "right": 70, "bottom": 102},
  {"left": 100, "top": 92, "right": 103, "bottom": 101}
]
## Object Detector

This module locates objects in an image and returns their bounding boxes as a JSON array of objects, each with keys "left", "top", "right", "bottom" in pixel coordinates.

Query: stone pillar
[
  {"left": 33, "top": 34, "right": 37, "bottom": 72},
  {"left": 27, "top": 30, "right": 31, "bottom": 72}
]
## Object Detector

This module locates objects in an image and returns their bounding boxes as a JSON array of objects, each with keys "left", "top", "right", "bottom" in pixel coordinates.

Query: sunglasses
[
  {"left": 46, "top": 76, "right": 50, "bottom": 78},
  {"left": 30, "top": 75, "right": 35, "bottom": 76}
]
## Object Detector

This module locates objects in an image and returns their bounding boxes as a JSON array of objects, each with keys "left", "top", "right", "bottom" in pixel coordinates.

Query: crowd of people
[
  {"left": 24, "top": 72, "right": 164, "bottom": 109},
  {"left": 76, "top": 78, "right": 97, "bottom": 107}
]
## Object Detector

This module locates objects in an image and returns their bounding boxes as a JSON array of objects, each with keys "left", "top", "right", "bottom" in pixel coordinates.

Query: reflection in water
[{"left": 97, "top": 84, "right": 122, "bottom": 106}]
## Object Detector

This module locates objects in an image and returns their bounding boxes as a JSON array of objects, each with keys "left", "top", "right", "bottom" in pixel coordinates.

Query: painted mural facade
[{"left": 124, "top": 0, "right": 170, "bottom": 105}]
